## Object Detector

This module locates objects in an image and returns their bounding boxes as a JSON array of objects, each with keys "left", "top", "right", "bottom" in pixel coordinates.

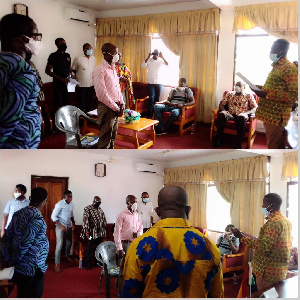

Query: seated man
[
  {"left": 214, "top": 81, "right": 257, "bottom": 148},
  {"left": 216, "top": 224, "right": 239, "bottom": 256},
  {"left": 154, "top": 78, "right": 195, "bottom": 135}
]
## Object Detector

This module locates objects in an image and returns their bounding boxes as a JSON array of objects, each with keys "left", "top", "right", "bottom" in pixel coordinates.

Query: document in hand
[
  {"left": 235, "top": 72, "right": 258, "bottom": 90},
  {"left": 67, "top": 78, "right": 79, "bottom": 92}
]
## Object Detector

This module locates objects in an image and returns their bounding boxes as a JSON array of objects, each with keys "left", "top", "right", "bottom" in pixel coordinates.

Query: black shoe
[
  {"left": 156, "top": 130, "right": 167, "bottom": 135},
  {"left": 213, "top": 139, "right": 223, "bottom": 147}
]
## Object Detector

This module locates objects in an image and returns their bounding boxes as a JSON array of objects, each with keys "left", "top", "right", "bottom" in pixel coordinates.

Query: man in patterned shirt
[
  {"left": 80, "top": 196, "right": 107, "bottom": 270},
  {"left": 251, "top": 39, "right": 298, "bottom": 149},
  {"left": 120, "top": 186, "right": 223, "bottom": 298},
  {"left": 0, "top": 14, "right": 42, "bottom": 148},
  {"left": 232, "top": 193, "right": 292, "bottom": 291},
  {"left": 214, "top": 81, "right": 257, "bottom": 149}
]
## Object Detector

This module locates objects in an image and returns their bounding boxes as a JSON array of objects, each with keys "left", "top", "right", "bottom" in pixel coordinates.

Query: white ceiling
[{"left": 59, "top": 0, "right": 294, "bottom": 12}]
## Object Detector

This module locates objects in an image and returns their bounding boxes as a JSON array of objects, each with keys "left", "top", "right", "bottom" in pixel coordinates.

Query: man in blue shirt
[
  {"left": 1, "top": 187, "right": 49, "bottom": 298},
  {"left": 51, "top": 190, "right": 75, "bottom": 272},
  {"left": 1, "top": 184, "right": 29, "bottom": 237}
]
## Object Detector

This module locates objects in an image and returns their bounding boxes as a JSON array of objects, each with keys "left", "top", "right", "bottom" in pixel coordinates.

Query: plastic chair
[
  {"left": 55, "top": 105, "right": 100, "bottom": 149},
  {"left": 95, "top": 241, "right": 120, "bottom": 298}
]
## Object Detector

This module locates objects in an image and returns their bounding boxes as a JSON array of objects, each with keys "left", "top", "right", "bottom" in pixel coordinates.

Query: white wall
[
  {"left": 0, "top": 150, "right": 165, "bottom": 225},
  {"left": 0, "top": 1, "right": 96, "bottom": 83}
]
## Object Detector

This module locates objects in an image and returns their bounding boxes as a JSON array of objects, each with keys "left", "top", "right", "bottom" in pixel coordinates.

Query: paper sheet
[
  {"left": 235, "top": 72, "right": 258, "bottom": 90},
  {"left": 67, "top": 78, "right": 79, "bottom": 93},
  {"left": 0, "top": 267, "right": 14, "bottom": 280},
  {"left": 87, "top": 109, "right": 98, "bottom": 116},
  {"left": 262, "top": 287, "right": 279, "bottom": 298}
]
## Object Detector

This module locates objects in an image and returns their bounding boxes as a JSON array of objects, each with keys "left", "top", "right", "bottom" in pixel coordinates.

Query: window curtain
[
  {"left": 282, "top": 150, "right": 298, "bottom": 181},
  {"left": 164, "top": 155, "right": 269, "bottom": 236},
  {"left": 96, "top": 8, "right": 220, "bottom": 122},
  {"left": 233, "top": 1, "right": 298, "bottom": 43}
]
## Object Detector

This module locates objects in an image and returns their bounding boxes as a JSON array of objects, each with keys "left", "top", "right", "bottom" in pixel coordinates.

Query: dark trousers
[
  {"left": 216, "top": 112, "right": 247, "bottom": 145},
  {"left": 77, "top": 86, "right": 94, "bottom": 112},
  {"left": 53, "top": 82, "right": 69, "bottom": 125},
  {"left": 86, "top": 237, "right": 102, "bottom": 268},
  {"left": 97, "top": 102, "right": 119, "bottom": 149},
  {"left": 12, "top": 269, "right": 45, "bottom": 298},
  {"left": 147, "top": 84, "right": 162, "bottom": 118}
]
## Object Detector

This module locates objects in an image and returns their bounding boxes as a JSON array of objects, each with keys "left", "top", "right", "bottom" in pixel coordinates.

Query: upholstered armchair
[
  {"left": 161, "top": 86, "right": 200, "bottom": 136},
  {"left": 132, "top": 82, "right": 149, "bottom": 115},
  {"left": 210, "top": 91, "right": 258, "bottom": 149}
]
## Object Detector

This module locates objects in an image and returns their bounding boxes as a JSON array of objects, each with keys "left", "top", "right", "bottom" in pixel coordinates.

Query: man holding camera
[{"left": 141, "top": 49, "right": 168, "bottom": 118}]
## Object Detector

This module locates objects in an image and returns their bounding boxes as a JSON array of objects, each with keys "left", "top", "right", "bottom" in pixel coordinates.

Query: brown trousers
[
  {"left": 97, "top": 103, "right": 119, "bottom": 149},
  {"left": 264, "top": 123, "right": 286, "bottom": 149}
]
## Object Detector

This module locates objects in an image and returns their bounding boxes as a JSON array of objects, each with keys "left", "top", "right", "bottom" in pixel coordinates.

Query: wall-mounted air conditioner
[
  {"left": 135, "top": 163, "right": 158, "bottom": 174},
  {"left": 64, "top": 8, "right": 94, "bottom": 23}
]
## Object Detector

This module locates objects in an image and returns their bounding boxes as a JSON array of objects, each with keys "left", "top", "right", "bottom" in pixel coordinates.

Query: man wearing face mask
[
  {"left": 71, "top": 43, "right": 96, "bottom": 112},
  {"left": 120, "top": 186, "right": 223, "bottom": 298},
  {"left": 45, "top": 38, "right": 72, "bottom": 125},
  {"left": 141, "top": 49, "right": 168, "bottom": 118},
  {"left": 93, "top": 43, "right": 125, "bottom": 149},
  {"left": 214, "top": 81, "right": 257, "bottom": 149},
  {"left": 137, "top": 192, "right": 154, "bottom": 233},
  {"left": 80, "top": 196, "right": 107, "bottom": 270},
  {"left": 251, "top": 39, "right": 298, "bottom": 149},
  {"left": 0, "top": 13, "right": 43, "bottom": 149},
  {"left": 216, "top": 224, "right": 239, "bottom": 256},
  {"left": 231, "top": 193, "right": 292, "bottom": 291},
  {"left": 1, "top": 184, "right": 29, "bottom": 238},
  {"left": 154, "top": 78, "right": 194, "bottom": 134}
]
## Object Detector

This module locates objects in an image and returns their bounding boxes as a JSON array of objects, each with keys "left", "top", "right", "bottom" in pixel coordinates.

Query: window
[
  {"left": 234, "top": 28, "right": 298, "bottom": 93},
  {"left": 151, "top": 33, "right": 180, "bottom": 86},
  {"left": 206, "top": 185, "right": 231, "bottom": 231},
  {"left": 287, "top": 182, "right": 298, "bottom": 247}
]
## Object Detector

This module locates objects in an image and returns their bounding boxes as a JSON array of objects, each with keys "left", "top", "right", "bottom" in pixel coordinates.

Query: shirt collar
[
  {"left": 272, "top": 57, "right": 288, "bottom": 67},
  {"left": 266, "top": 210, "right": 281, "bottom": 220},
  {"left": 153, "top": 218, "right": 191, "bottom": 228},
  {"left": 102, "top": 59, "right": 115, "bottom": 69}
]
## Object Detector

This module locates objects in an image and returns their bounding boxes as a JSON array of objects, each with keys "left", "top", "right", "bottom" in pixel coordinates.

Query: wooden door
[{"left": 31, "top": 175, "right": 68, "bottom": 256}]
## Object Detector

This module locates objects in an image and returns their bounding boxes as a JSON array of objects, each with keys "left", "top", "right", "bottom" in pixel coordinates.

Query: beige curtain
[
  {"left": 282, "top": 150, "right": 298, "bottom": 181},
  {"left": 164, "top": 155, "right": 269, "bottom": 236},
  {"left": 96, "top": 8, "right": 220, "bottom": 122},
  {"left": 233, "top": 1, "right": 298, "bottom": 43}
]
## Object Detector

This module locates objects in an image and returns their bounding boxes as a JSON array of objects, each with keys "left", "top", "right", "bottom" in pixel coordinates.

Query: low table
[{"left": 82, "top": 115, "right": 158, "bottom": 149}]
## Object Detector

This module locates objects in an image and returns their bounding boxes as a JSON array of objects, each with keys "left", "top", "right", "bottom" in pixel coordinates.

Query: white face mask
[
  {"left": 24, "top": 36, "right": 43, "bottom": 56},
  {"left": 104, "top": 52, "right": 119, "bottom": 63},
  {"left": 235, "top": 86, "right": 242, "bottom": 93},
  {"left": 14, "top": 192, "right": 22, "bottom": 199},
  {"left": 131, "top": 202, "right": 138, "bottom": 212},
  {"left": 269, "top": 53, "right": 280, "bottom": 63}
]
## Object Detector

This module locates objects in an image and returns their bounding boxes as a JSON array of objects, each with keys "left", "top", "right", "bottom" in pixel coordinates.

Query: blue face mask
[
  {"left": 86, "top": 49, "right": 93, "bottom": 56},
  {"left": 261, "top": 204, "right": 272, "bottom": 216},
  {"left": 142, "top": 198, "right": 149, "bottom": 203},
  {"left": 269, "top": 53, "right": 280, "bottom": 62}
]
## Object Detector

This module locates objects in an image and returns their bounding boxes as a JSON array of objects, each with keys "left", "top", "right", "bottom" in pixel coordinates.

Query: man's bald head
[{"left": 157, "top": 186, "right": 190, "bottom": 219}]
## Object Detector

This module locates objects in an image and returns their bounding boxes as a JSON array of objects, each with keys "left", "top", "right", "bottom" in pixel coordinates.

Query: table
[
  {"left": 250, "top": 275, "right": 298, "bottom": 298},
  {"left": 82, "top": 116, "right": 158, "bottom": 149}
]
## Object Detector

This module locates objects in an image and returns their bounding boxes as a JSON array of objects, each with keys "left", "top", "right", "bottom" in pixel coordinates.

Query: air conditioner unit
[
  {"left": 64, "top": 8, "right": 94, "bottom": 23},
  {"left": 135, "top": 163, "right": 158, "bottom": 174}
]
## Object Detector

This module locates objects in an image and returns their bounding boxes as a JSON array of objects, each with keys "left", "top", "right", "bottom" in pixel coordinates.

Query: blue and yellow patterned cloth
[
  {"left": 120, "top": 218, "right": 224, "bottom": 298},
  {"left": 0, "top": 52, "right": 41, "bottom": 148}
]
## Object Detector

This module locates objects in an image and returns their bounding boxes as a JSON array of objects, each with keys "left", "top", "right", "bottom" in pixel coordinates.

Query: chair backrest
[
  {"left": 132, "top": 82, "right": 148, "bottom": 99},
  {"left": 95, "top": 241, "right": 118, "bottom": 269}
]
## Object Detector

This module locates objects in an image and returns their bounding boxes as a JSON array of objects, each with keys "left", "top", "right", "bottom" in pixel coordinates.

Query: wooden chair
[
  {"left": 132, "top": 82, "right": 149, "bottom": 115},
  {"left": 0, "top": 280, "right": 15, "bottom": 298},
  {"left": 161, "top": 87, "right": 200, "bottom": 136},
  {"left": 222, "top": 241, "right": 248, "bottom": 282},
  {"left": 210, "top": 91, "right": 258, "bottom": 149},
  {"left": 194, "top": 226, "right": 208, "bottom": 237}
]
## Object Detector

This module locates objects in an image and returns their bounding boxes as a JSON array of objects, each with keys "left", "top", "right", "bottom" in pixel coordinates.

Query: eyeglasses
[{"left": 31, "top": 33, "right": 42, "bottom": 41}]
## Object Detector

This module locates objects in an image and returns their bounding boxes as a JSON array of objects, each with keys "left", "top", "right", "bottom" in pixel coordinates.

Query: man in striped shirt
[
  {"left": 216, "top": 224, "right": 239, "bottom": 256},
  {"left": 154, "top": 78, "right": 194, "bottom": 135},
  {"left": 93, "top": 43, "right": 125, "bottom": 149}
]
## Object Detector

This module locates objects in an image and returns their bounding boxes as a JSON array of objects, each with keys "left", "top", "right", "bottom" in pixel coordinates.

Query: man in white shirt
[
  {"left": 1, "top": 184, "right": 29, "bottom": 237},
  {"left": 141, "top": 49, "right": 168, "bottom": 118},
  {"left": 51, "top": 190, "right": 75, "bottom": 273},
  {"left": 137, "top": 192, "right": 154, "bottom": 233},
  {"left": 72, "top": 43, "right": 96, "bottom": 112}
]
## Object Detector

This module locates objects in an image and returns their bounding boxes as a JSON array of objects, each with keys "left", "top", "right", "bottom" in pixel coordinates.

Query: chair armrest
[
  {"left": 136, "top": 96, "right": 149, "bottom": 102},
  {"left": 83, "top": 115, "right": 100, "bottom": 126},
  {"left": 223, "top": 253, "right": 244, "bottom": 258},
  {"left": 184, "top": 104, "right": 196, "bottom": 110}
]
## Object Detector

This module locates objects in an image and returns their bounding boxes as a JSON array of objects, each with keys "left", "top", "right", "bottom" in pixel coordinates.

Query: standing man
[
  {"left": 93, "top": 43, "right": 125, "bottom": 149},
  {"left": 0, "top": 13, "right": 42, "bottom": 149},
  {"left": 71, "top": 43, "right": 96, "bottom": 112},
  {"left": 141, "top": 49, "right": 168, "bottom": 118},
  {"left": 214, "top": 81, "right": 257, "bottom": 148},
  {"left": 121, "top": 186, "right": 223, "bottom": 298},
  {"left": 114, "top": 195, "right": 143, "bottom": 291},
  {"left": 232, "top": 193, "right": 292, "bottom": 291},
  {"left": 252, "top": 39, "right": 298, "bottom": 149},
  {"left": 80, "top": 196, "right": 107, "bottom": 270},
  {"left": 51, "top": 190, "right": 75, "bottom": 273},
  {"left": 137, "top": 192, "right": 154, "bottom": 233},
  {"left": 1, "top": 187, "right": 49, "bottom": 298},
  {"left": 45, "top": 38, "right": 72, "bottom": 123},
  {"left": 154, "top": 77, "right": 195, "bottom": 134},
  {"left": 1, "top": 184, "right": 29, "bottom": 237}
]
